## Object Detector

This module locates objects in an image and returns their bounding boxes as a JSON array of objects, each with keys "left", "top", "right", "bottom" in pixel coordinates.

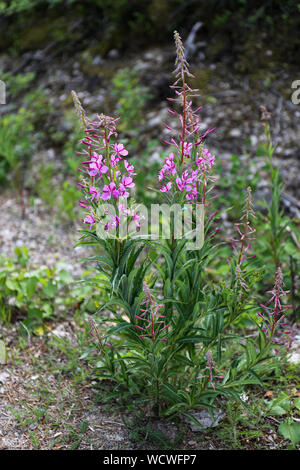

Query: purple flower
[
  {"left": 176, "top": 173, "right": 193, "bottom": 192},
  {"left": 83, "top": 213, "right": 95, "bottom": 229},
  {"left": 119, "top": 176, "right": 135, "bottom": 198},
  {"left": 183, "top": 142, "right": 193, "bottom": 158},
  {"left": 87, "top": 153, "right": 109, "bottom": 177},
  {"left": 76, "top": 110, "right": 139, "bottom": 234},
  {"left": 104, "top": 215, "right": 120, "bottom": 231},
  {"left": 158, "top": 168, "right": 165, "bottom": 182},
  {"left": 101, "top": 182, "right": 119, "bottom": 200},
  {"left": 160, "top": 182, "right": 172, "bottom": 192},
  {"left": 124, "top": 159, "right": 136, "bottom": 175},
  {"left": 196, "top": 148, "right": 215, "bottom": 172},
  {"left": 158, "top": 153, "right": 177, "bottom": 182},
  {"left": 89, "top": 186, "right": 100, "bottom": 201},
  {"left": 186, "top": 186, "right": 198, "bottom": 201},
  {"left": 113, "top": 143, "right": 128, "bottom": 158}
]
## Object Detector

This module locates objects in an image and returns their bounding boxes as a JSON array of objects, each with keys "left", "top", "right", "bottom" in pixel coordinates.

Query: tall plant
[{"left": 73, "top": 33, "right": 291, "bottom": 420}]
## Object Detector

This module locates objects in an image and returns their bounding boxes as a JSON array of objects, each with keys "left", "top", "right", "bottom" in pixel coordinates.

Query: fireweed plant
[
  {"left": 256, "top": 106, "right": 294, "bottom": 277},
  {"left": 74, "top": 33, "right": 292, "bottom": 420}
]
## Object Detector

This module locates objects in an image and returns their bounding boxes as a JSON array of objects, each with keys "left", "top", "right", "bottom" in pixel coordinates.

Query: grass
[{"left": 1, "top": 313, "right": 299, "bottom": 450}]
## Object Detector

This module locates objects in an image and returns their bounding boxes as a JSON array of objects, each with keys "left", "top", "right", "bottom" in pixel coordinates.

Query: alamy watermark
[
  {"left": 0, "top": 80, "right": 6, "bottom": 104},
  {"left": 291, "top": 80, "right": 300, "bottom": 105},
  {"left": 94, "top": 201, "right": 205, "bottom": 250}
]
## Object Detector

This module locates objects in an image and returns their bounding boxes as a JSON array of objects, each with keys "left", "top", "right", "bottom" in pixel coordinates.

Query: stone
[
  {"left": 229, "top": 128, "right": 241, "bottom": 138},
  {"left": 0, "top": 372, "right": 10, "bottom": 384},
  {"left": 185, "top": 409, "right": 224, "bottom": 431},
  {"left": 288, "top": 351, "right": 300, "bottom": 365}
]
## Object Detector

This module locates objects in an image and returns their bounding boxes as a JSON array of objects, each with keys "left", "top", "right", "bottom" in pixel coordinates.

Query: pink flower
[
  {"left": 158, "top": 168, "right": 165, "bottom": 182},
  {"left": 186, "top": 187, "right": 197, "bottom": 200},
  {"left": 114, "top": 143, "right": 128, "bottom": 158},
  {"left": 124, "top": 159, "right": 136, "bottom": 175},
  {"left": 176, "top": 175, "right": 192, "bottom": 192},
  {"left": 87, "top": 153, "right": 108, "bottom": 177},
  {"left": 196, "top": 148, "right": 215, "bottom": 172},
  {"left": 119, "top": 176, "right": 135, "bottom": 198},
  {"left": 111, "top": 154, "right": 121, "bottom": 167},
  {"left": 118, "top": 203, "right": 131, "bottom": 216},
  {"left": 89, "top": 186, "right": 100, "bottom": 201},
  {"left": 101, "top": 182, "right": 119, "bottom": 200},
  {"left": 104, "top": 216, "right": 120, "bottom": 231},
  {"left": 132, "top": 212, "right": 143, "bottom": 228},
  {"left": 122, "top": 176, "right": 135, "bottom": 188},
  {"left": 83, "top": 213, "right": 95, "bottom": 229},
  {"left": 158, "top": 153, "right": 177, "bottom": 183},
  {"left": 183, "top": 142, "right": 193, "bottom": 158},
  {"left": 160, "top": 182, "right": 172, "bottom": 192}
]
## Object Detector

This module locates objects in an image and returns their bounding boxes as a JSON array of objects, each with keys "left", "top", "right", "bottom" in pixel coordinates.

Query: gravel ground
[{"left": 0, "top": 190, "right": 85, "bottom": 274}]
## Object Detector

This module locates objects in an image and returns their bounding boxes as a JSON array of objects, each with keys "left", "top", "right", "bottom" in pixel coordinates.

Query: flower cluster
[
  {"left": 197, "top": 350, "right": 224, "bottom": 390},
  {"left": 72, "top": 94, "right": 142, "bottom": 234},
  {"left": 258, "top": 267, "right": 292, "bottom": 343},
  {"left": 135, "top": 282, "right": 170, "bottom": 342},
  {"left": 158, "top": 32, "right": 216, "bottom": 206},
  {"left": 158, "top": 147, "right": 216, "bottom": 203}
]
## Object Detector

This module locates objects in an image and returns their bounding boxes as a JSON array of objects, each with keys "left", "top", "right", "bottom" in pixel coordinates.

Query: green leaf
[
  {"left": 278, "top": 420, "right": 300, "bottom": 447},
  {"left": 5, "top": 278, "right": 18, "bottom": 291},
  {"left": 41, "top": 281, "right": 57, "bottom": 298},
  {"left": 266, "top": 392, "right": 291, "bottom": 416},
  {"left": 294, "top": 398, "right": 300, "bottom": 411},
  {"left": 26, "top": 276, "right": 38, "bottom": 299},
  {"left": 248, "top": 368, "right": 264, "bottom": 386},
  {"left": 57, "top": 269, "right": 73, "bottom": 283},
  {"left": 42, "top": 303, "right": 53, "bottom": 318},
  {"left": 178, "top": 335, "right": 211, "bottom": 344}
]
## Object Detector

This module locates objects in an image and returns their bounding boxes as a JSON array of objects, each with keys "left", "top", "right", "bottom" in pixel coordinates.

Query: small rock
[
  {"left": 50, "top": 324, "right": 70, "bottom": 339},
  {"left": 0, "top": 372, "right": 10, "bottom": 384},
  {"left": 229, "top": 128, "right": 241, "bottom": 138},
  {"left": 185, "top": 409, "right": 224, "bottom": 431},
  {"left": 188, "top": 440, "right": 197, "bottom": 446},
  {"left": 107, "top": 49, "right": 119, "bottom": 59},
  {"left": 250, "top": 135, "right": 258, "bottom": 147},
  {"left": 288, "top": 351, "right": 300, "bottom": 364},
  {"left": 147, "top": 115, "right": 162, "bottom": 129},
  {"left": 92, "top": 56, "right": 104, "bottom": 66}
]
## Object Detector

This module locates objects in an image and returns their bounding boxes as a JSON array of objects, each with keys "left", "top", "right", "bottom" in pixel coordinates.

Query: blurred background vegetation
[
  {"left": 0, "top": 0, "right": 299, "bottom": 330},
  {"left": 0, "top": 0, "right": 300, "bottom": 65}
]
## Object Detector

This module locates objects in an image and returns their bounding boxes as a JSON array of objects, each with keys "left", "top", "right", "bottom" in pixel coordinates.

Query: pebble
[
  {"left": 185, "top": 409, "right": 224, "bottom": 431},
  {"left": 229, "top": 128, "right": 241, "bottom": 138},
  {"left": 288, "top": 351, "right": 300, "bottom": 365},
  {"left": 0, "top": 372, "right": 10, "bottom": 384}
]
